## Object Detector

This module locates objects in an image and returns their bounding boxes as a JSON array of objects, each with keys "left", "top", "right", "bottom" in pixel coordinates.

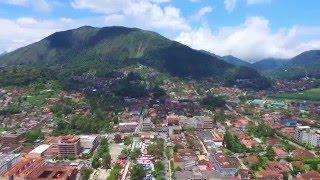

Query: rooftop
[{"left": 29, "top": 144, "right": 51, "bottom": 155}]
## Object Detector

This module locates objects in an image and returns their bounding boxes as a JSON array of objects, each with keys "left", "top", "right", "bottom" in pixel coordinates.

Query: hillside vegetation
[{"left": 0, "top": 26, "right": 270, "bottom": 90}]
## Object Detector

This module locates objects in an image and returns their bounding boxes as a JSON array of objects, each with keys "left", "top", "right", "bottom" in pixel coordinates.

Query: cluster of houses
[
  {"left": 0, "top": 134, "right": 99, "bottom": 179},
  {"left": 273, "top": 78, "right": 319, "bottom": 93}
]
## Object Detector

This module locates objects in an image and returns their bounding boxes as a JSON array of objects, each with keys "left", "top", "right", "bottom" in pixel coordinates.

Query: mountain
[
  {"left": 0, "top": 26, "right": 270, "bottom": 90},
  {"left": 221, "top": 55, "right": 251, "bottom": 67},
  {"left": 272, "top": 50, "right": 320, "bottom": 79},
  {"left": 252, "top": 58, "right": 288, "bottom": 72},
  {"left": 200, "top": 51, "right": 251, "bottom": 67},
  {"left": 0, "top": 51, "right": 6, "bottom": 57}
]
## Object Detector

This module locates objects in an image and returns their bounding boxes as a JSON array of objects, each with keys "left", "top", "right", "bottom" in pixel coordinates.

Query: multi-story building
[
  {"left": 295, "top": 126, "right": 310, "bottom": 142},
  {"left": 0, "top": 153, "right": 21, "bottom": 175},
  {"left": 56, "top": 136, "right": 81, "bottom": 157},
  {"left": 0, "top": 133, "right": 24, "bottom": 146},
  {"left": 294, "top": 126, "right": 320, "bottom": 147},
  {"left": 181, "top": 116, "right": 214, "bottom": 129}
]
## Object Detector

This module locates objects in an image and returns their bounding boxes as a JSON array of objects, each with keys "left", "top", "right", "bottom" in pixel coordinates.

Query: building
[
  {"left": 142, "top": 118, "right": 154, "bottom": 132},
  {"left": 296, "top": 171, "right": 320, "bottom": 180},
  {"left": 280, "top": 118, "right": 297, "bottom": 127},
  {"left": 181, "top": 116, "right": 214, "bottom": 129},
  {"left": 56, "top": 136, "right": 81, "bottom": 157},
  {"left": 274, "top": 148, "right": 290, "bottom": 159},
  {"left": 28, "top": 144, "right": 51, "bottom": 158},
  {"left": 0, "top": 153, "right": 21, "bottom": 174},
  {"left": 174, "top": 149, "right": 198, "bottom": 170},
  {"left": 27, "top": 163, "right": 78, "bottom": 180},
  {"left": 1, "top": 157, "right": 45, "bottom": 179},
  {"left": 0, "top": 133, "right": 24, "bottom": 146},
  {"left": 79, "top": 135, "right": 100, "bottom": 153},
  {"left": 118, "top": 122, "right": 138, "bottom": 133},
  {"left": 210, "top": 151, "right": 239, "bottom": 177},
  {"left": 248, "top": 99, "right": 266, "bottom": 107},
  {"left": 295, "top": 126, "right": 311, "bottom": 143},
  {"left": 294, "top": 126, "right": 320, "bottom": 147}
]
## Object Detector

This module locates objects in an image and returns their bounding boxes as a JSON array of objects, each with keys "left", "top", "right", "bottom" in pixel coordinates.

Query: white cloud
[
  {"left": 0, "top": 17, "right": 89, "bottom": 52},
  {"left": 71, "top": 0, "right": 190, "bottom": 32},
  {"left": 224, "top": 0, "right": 237, "bottom": 13},
  {"left": 1, "top": 0, "right": 52, "bottom": 12},
  {"left": 196, "top": 6, "right": 213, "bottom": 17},
  {"left": 176, "top": 16, "right": 320, "bottom": 61},
  {"left": 247, "top": 0, "right": 272, "bottom": 5},
  {"left": 189, "top": 0, "right": 200, "bottom": 2},
  {"left": 4, "top": 0, "right": 28, "bottom": 5}
]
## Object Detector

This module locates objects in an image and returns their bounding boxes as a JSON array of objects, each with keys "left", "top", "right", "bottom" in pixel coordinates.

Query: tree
[
  {"left": 215, "top": 109, "right": 226, "bottom": 122},
  {"left": 153, "top": 161, "right": 165, "bottom": 180},
  {"left": 25, "top": 129, "right": 44, "bottom": 143},
  {"left": 147, "top": 138, "right": 164, "bottom": 158},
  {"left": 92, "top": 156, "right": 100, "bottom": 169},
  {"left": 266, "top": 146, "right": 275, "bottom": 161},
  {"left": 121, "top": 148, "right": 131, "bottom": 157},
  {"left": 201, "top": 95, "right": 226, "bottom": 109},
  {"left": 81, "top": 169, "right": 93, "bottom": 180},
  {"left": 223, "top": 130, "right": 246, "bottom": 153},
  {"left": 131, "top": 165, "right": 146, "bottom": 180},
  {"left": 124, "top": 136, "right": 133, "bottom": 146},
  {"left": 107, "top": 164, "right": 122, "bottom": 180},
  {"left": 102, "top": 153, "right": 112, "bottom": 169},
  {"left": 282, "top": 140, "right": 295, "bottom": 152},
  {"left": 130, "top": 148, "right": 141, "bottom": 161}
]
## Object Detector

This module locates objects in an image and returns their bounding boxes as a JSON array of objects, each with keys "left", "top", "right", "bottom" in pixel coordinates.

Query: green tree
[
  {"left": 201, "top": 95, "right": 226, "bottom": 109},
  {"left": 107, "top": 164, "right": 122, "bottom": 180},
  {"left": 81, "top": 169, "right": 93, "bottom": 180},
  {"left": 153, "top": 161, "right": 165, "bottom": 180},
  {"left": 25, "top": 129, "right": 44, "bottom": 143},
  {"left": 147, "top": 138, "right": 164, "bottom": 158},
  {"left": 223, "top": 130, "right": 246, "bottom": 153},
  {"left": 131, "top": 165, "right": 146, "bottom": 180},
  {"left": 124, "top": 136, "right": 133, "bottom": 146},
  {"left": 102, "top": 154, "right": 112, "bottom": 169},
  {"left": 130, "top": 148, "right": 141, "bottom": 161},
  {"left": 92, "top": 156, "right": 100, "bottom": 169},
  {"left": 266, "top": 146, "right": 275, "bottom": 161}
]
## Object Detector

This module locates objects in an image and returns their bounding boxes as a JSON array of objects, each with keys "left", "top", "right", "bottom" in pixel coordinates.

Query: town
[{"left": 1, "top": 68, "right": 320, "bottom": 180}]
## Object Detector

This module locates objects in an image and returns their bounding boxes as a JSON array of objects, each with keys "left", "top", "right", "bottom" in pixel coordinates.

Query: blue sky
[{"left": 1, "top": 0, "right": 320, "bottom": 61}]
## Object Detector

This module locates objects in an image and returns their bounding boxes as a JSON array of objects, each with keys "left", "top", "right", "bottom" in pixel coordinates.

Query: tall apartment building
[
  {"left": 294, "top": 126, "right": 320, "bottom": 147},
  {"left": 56, "top": 136, "right": 81, "bottom": 157}
]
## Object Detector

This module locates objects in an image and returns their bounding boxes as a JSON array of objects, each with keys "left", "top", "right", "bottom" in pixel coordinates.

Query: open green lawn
[{"left": 271, "top": 87, "right": 320, "bottom": 101}]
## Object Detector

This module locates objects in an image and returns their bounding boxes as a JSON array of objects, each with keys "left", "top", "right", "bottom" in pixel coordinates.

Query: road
[
  {"left": 163, "top": 137, "right": 172, "bottom": 180},
  {"left": 135, "top": 108, "right": 146, "bottom": 134},
  {"left": 121, "top": 132, "right": 139, "bottom": 180}
]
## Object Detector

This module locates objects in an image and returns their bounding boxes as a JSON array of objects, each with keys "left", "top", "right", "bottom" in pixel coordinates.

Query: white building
[
  {"left": 79, "top": 135, "right": 100, "bottom": 152},
  {"left": 294, "top": 126, "right": 320, "bottom": 147},
  {"left": 28, "top": 144, "right": 51, "bottom": 157}
]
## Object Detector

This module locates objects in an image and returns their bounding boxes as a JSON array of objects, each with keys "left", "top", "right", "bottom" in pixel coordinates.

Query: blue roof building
[{"left": 280, "top": 118, "right": 297, "bottom": 127}]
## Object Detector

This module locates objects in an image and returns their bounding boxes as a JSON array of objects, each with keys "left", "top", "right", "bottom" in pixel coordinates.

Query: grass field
[{"left": 271, "top": 87, "right": 320, "bottom": 101}]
